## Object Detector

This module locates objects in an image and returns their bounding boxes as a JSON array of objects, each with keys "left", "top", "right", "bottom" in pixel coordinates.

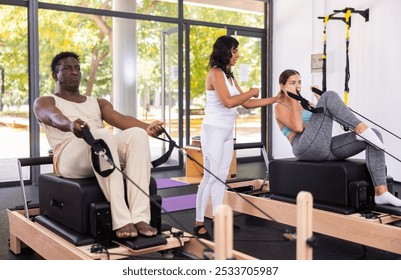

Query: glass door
[
  {"left": 185, "top": 26, "right": 266, "bottom": 161},
  {"left": 185, "top": 26, "right": 227, "bottom": 146},
  {"left": 227, "top": 29, "right": 266, "bottom": 160},
  {"left": 150, "top": 25, "right": 182, "bottom": 170}
]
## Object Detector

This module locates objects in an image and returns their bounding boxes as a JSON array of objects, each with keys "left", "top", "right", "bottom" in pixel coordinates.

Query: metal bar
[{"left": 17, "top": 160, "right": 29, "bottom": 219}]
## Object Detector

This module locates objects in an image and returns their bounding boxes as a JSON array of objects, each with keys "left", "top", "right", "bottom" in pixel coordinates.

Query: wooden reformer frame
[
  {"left": 7, "top": 208, "right": 192, "bottom": 260},
  {"left": 7, "top": 181, "right": 315, "bottom": 260},
  {"left": 204, "top": 179, "right": 401, "bottom": 256}
]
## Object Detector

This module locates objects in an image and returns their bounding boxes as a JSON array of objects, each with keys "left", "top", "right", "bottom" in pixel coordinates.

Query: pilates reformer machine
[
  {"left": 204, "top": 159, "right": 401, "bottom": 256},
  {"left": 7, "top": 127, "right": 315, "bottom": 260},
  {"left": 8, "top": 116, "right": 401, "bottom": 259},
  {"left": 9, "top": 155, "right": 192, "bottom": 260},
  {"left": 10, "top": 155, "right": 401, "bottom": 259}
]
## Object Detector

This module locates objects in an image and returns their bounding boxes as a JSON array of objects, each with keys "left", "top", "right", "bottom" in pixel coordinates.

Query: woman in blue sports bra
[
  {"left": 193, "top": 36, "right": 281, "bottom": 239},
  {"left": 281, "top": 109, "right": 312, "bottom": 138},
  {"left": 275, "top": 69, "right": 401, "bottom": 208}
]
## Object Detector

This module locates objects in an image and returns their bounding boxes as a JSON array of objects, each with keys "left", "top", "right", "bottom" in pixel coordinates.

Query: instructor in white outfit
[{"left": 194, "top": 36, "right": 282, "bottom": 239}]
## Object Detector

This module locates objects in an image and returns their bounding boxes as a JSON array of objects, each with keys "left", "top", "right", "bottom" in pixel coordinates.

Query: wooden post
[
  {"left": 296, "top": 191, "right": 313, "bottom": 260},
  {"left": 214, "top": 204, "right": 233, "bottom": 260}
]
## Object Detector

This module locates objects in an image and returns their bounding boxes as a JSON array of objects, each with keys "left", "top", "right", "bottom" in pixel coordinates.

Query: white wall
[{"left": 271, "top": 0, "right": 401, "bottom": 180}]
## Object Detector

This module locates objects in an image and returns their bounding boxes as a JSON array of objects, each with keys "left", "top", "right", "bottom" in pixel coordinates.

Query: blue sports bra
[{"left": 281, "top": 110, "right": 312, "bottom": 137}]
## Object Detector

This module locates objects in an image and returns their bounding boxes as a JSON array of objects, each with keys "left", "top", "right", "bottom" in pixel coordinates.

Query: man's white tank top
[
  {"left": 40, "top": 95, "right": 104, "bottom": 154},
  {"left": 202, "top": 70, "right": 239, "bottom": 130}
]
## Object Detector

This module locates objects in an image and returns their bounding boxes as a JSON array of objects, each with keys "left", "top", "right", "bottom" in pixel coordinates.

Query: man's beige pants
[{"left": 56, "top": 127, "right": 151, "bottom": 230}]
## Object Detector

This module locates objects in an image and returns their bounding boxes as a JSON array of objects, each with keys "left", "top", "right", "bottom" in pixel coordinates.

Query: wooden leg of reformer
[
  {"left": 296, "top": 191, "right": 313, "bottom": 260},
  {"left": 9, "top": 231, "right": 22, "bottom": 255},
  {"left": 8, "top": 208, "right": 40, "bottom": 255},
  {"left": 214, "top": 205, "right": 233, "bottom": 260}
]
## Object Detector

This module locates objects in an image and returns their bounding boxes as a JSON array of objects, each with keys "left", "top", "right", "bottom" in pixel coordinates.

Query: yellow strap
[
  {"left": 323, "top": 16, "right": 329, "bottom": 42},
  {"left": 343, "top": 91, "right": 349, "bottom": 106},
  {"left": 344, "top": 9, "right": 352, "bottom": 39},
  {"left": 344, "top": 9, "right": 352, "bottom": 22}
]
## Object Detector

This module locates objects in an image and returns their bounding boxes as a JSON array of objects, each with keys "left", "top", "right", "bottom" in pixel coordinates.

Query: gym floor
[{"left": 1, "top": 161, "right": 400, "bottom": 260}]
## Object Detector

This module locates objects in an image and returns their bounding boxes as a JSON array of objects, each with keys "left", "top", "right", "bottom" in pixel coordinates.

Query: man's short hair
[{"left": 51, "top": 51, "right": 80, "bottom": 73}]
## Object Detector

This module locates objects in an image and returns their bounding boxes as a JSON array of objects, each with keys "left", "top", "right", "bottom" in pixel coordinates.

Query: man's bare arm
[
  {"left": 33, "top": 96, "right": 86, "bottom": 137},
  {"left": 98, "top": 99, "right": 164, "bottom": 137}
]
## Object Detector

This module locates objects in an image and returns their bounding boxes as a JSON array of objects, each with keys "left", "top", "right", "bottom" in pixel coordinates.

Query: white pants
[
  {"left": 56, "top": 127, "right": 151, "bottom": 230},
  {"left": 195, "top": 123, "right": 234, "bottom": 222}
]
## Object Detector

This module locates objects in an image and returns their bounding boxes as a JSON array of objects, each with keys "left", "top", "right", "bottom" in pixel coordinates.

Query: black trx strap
[
  {"left": 286, "top": 91, "right": 324, "bottom": 114},
  {"left": 319, "top": 11, "right": 342, "bottom": 93},
  {"left": 311, "top": 86, "right": 324, "bottom": 96},
  {"left": 322, "top": 15, "right": 328, "bottom": 92},
  {"left": 343, "top": 8, "right": 352, "bottom": 106},
  {"left": 335, "top": 8, "right": 369, "bottom": 105},
  {"left": 318, "top": 8, "right": 369, "bottom": 106},
  {"left": 151, "top": 127, "right": 177, "bottom": 168}
]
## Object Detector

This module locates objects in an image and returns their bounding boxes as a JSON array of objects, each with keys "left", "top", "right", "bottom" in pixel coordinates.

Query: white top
[{"left": 202, "top": 70, "right": 239, "bottom": 130}]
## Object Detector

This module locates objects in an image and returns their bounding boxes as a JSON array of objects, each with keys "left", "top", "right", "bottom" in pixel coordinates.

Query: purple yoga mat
[
  {"left": 156, "top": 178, "right": 189, "bottom": 189},
  {"left": 161, "top": 194, "right": 196, "bottom": 213}
]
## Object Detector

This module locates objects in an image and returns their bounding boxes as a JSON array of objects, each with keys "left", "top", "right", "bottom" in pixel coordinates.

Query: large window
[
  {"left": 186, "top": 27, "right": 265, "bottom": 159},
  {"left": 0, "top": 0, "right": 268, "bottom": 185},
  {"left": 39, "top": 0, "right": 178, "bottom": 17},
  {"left": 231, "top": 34, "right": 263, "bottom": 145},
  {"left": 184, "top": 0, "right": 264, "bottom": 28},
  {"left": 38, "top": 8, "right": 181, "bottom": 164},
  {"left": 0, "top": 5, "right": 31, "bottom": 184}
]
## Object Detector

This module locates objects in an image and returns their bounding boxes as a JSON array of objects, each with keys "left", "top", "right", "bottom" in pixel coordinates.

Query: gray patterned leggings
[{"left": 292, "top": 91, "right": 386, "bottom": 186}]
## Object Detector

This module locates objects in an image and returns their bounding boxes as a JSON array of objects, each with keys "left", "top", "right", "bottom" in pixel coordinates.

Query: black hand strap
[
  {"left": 151, "top": 127, "right": 178, "bottom": 168},
  {"left": 286, "top": 91, "right": 324, "bottom": 114},
  {"left": 81, "top": 125, "right": 115, "bottom": 177},
  {"left": 311, "top": 87, "right": 324, "bottom": 96}
]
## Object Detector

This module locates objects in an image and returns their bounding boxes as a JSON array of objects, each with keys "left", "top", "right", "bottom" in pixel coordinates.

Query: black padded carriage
[
  {"left": 268, "top": 158, "right": 399, "bottom": 215},
  {"left": 38, "top": 175, "right": 106, "bottom": 235},
  {"left": 35, "top": 173, "right": 164, "bottom": 247}
]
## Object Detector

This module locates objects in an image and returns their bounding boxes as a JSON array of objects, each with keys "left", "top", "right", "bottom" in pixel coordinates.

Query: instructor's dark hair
[
  {"left": 208, "top": 35, "right": 239, "bottom": 79},
  {"left": 51, "top": 51, "right": 80, "bottom": 73}
]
